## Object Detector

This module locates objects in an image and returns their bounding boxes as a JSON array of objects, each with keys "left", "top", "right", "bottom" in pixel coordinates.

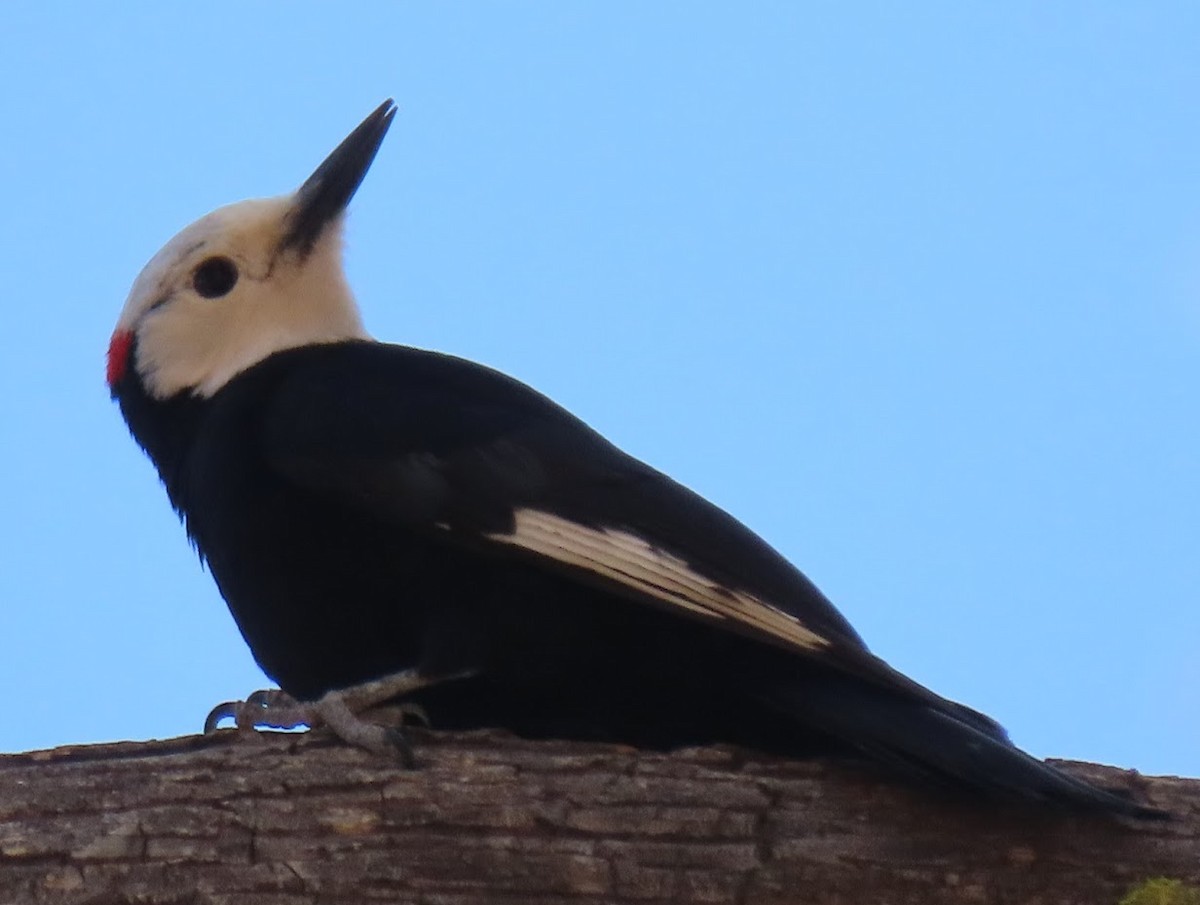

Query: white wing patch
[{"left": 485, "top": 509, "right": 830, "bottom": 652}]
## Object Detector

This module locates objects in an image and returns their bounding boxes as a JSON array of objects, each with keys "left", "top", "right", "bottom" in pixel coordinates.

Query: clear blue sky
[{"left": 1, "top": 4, "right": 1196, "bottom": 776}]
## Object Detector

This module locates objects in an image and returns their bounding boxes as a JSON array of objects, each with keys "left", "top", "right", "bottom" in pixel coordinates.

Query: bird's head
[{"left": 107, "top": 100, "right": 396, "bottom": 400}]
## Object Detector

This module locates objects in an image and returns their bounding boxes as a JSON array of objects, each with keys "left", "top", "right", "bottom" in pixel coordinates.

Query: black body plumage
[
  {"left": 113, "top": 339, "right": 1159, "bottom": 816},
  {"left": 108, "top": 101, "right": 1162, "bottom": 818}
]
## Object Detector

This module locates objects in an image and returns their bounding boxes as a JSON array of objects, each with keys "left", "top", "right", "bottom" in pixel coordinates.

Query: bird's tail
[{"left": 760, "top": 676, "right": 1165, "bottom": 819}]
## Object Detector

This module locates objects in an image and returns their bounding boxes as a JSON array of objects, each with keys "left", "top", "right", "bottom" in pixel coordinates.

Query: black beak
[{"left": 280, "top": 99, "right": 397, "bottom": 256}]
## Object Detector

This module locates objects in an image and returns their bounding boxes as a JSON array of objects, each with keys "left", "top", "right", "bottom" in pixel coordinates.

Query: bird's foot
[{"left": 203, "top": 668, "right": 473, "bottom": 766}]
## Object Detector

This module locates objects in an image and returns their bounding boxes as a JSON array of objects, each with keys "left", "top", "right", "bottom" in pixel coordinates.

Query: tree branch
[{"left": 0, "top": 729, "right": 1195, "bottom": 904}]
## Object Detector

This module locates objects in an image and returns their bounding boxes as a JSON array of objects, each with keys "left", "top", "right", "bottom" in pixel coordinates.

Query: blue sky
[{"left": 1, "top": 4, "right": 1196, "bottom": 776}]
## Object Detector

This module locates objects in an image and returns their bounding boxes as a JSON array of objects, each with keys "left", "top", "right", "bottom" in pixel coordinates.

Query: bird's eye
[{"left": 192, "top": 256, "right": 239, "bottom": 299}]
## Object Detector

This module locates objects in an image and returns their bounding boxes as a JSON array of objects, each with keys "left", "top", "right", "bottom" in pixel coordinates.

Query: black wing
[{"left": 260, "top": 340, "right": 883, "bottom": 667}]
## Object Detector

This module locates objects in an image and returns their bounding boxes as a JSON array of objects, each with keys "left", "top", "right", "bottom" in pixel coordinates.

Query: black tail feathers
[{"left": 762, "top": 678, "right": 1165, "bottom": 820}]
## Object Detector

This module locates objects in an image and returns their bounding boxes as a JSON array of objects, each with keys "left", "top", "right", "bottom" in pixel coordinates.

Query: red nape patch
[{"left": 107, "top": 330, "right": 133, "bottom": 387}]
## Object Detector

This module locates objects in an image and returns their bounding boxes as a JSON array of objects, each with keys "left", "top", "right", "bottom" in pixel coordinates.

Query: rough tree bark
[{"left": 0, "top": 729, "right": 1195, "bottom": 905}]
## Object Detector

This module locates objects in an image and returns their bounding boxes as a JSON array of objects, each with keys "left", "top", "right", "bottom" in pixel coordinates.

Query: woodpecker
[{"left": 108, "top": 100, "right": 1160, "bottom": 817}]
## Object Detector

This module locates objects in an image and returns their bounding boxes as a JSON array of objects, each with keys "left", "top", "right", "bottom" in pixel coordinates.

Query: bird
[{"left": 108, "top": 99, "right": 1161, "bottom": 818}]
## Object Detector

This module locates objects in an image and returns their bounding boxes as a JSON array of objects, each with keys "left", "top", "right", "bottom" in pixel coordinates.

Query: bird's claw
[
  {"left": 385, "top": 727, "right": 416, "bottom": 769},
  {"left": 367, "top": 701, "right": 430, "bottom": 729},
  {"left": 202, "top": 683, "right": 432, "bottom": 768},
  {"left": 203, "top": 700, "right": 242, "bottom": 735},
  {"left": 204, "top": 688, "right": 312, "bottom": 734}
]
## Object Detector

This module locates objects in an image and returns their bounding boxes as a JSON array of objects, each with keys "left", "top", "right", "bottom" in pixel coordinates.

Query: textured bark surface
[{"left": 0, "top": 729, "right": 1195, "bottom": 905}]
